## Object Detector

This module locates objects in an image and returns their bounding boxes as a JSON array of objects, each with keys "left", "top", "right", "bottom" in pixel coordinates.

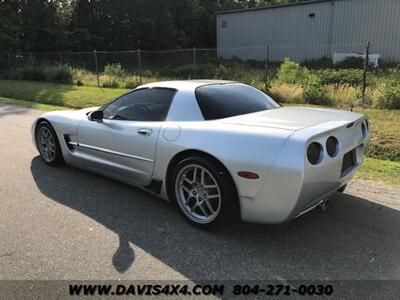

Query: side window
[{"left": 103, "top": 88, "right": 176, "bottom": 121}]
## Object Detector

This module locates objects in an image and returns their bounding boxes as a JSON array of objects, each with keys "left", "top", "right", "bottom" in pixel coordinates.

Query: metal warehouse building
[{"left": 216, "top": 0, "right": 400, "bottom": 62}]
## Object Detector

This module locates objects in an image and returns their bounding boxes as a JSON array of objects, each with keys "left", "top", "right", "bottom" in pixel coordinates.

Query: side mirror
[{"left": 89, "top": 110, "right": 103, "bottom": 121}]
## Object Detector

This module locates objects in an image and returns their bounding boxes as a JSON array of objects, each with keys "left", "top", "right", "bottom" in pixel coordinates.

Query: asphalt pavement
[{"left": 1, "top": 103, "right": 400, "bottom": 284}]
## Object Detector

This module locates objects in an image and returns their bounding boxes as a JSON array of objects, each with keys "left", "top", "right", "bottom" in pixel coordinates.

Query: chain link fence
[{"left": 2, "top": 43, "right": 399, "bottom": 73}]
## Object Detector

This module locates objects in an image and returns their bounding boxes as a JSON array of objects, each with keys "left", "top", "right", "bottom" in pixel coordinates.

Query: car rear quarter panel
[{"left": 154, "top": 122, "right": 294, "bottom": 204}]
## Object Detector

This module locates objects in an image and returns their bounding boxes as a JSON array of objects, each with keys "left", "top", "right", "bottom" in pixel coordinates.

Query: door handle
[{"left": 137, "top": 128, "right": 152, "bottom": 136}]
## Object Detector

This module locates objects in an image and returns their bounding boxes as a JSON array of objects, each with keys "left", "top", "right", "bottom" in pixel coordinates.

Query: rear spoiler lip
[{"left": 289, "top": 113, "right": 368, "bottom": 145}]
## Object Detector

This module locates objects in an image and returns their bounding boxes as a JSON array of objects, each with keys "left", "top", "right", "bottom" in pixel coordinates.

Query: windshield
[{"left": 195, "top": 83, "right": 281, "bottom": 120}]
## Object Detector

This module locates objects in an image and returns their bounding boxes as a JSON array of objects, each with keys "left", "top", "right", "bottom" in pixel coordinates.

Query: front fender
[{"left": 31, "top": 108, "right": 96, "bottom": 165}]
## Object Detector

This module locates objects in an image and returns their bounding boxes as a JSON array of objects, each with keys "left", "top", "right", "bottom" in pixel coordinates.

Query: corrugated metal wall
[{"left": 217, "top": 0, "right": 400, "bottom": 62}]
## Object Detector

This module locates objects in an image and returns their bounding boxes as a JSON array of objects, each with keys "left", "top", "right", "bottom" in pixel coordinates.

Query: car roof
[{"left": 138, "top": 80, "right": 236, "bottom": 91}]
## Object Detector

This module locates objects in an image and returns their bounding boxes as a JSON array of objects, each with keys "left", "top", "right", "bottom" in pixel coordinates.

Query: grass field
[
  {"left": 356, "top": 158, "right": 400, "bottom": 187},
  {"left": 0, "top": 80, "right": 128, "bottom": 109}
]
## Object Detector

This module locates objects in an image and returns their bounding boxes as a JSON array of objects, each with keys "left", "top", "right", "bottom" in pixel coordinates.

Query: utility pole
[
  {"left": 193, "top": 47, "right": 196, "bottom": 78},
  {"left": 94, "top": 50, "right": 99, "bottom": 87},
  {"left": 264, "top": 45, "right": 270, "bottom": 93},
  {"left": 137, "top": 49, "right": 142, "bottom": 69},
  {"left": 361, "top": 42, "right": 370, "bottom": 107}
]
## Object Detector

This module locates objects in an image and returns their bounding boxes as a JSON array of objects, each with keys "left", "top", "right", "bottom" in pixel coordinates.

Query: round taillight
[
  {"left": 307, "top": 142, "right": 323, "bottom": 165},
  {"left": 361, "top": 122, "right": 367, "bottom": 138},
  {"left": 326, "top": 136, "right": 339, "bottom": 158}
]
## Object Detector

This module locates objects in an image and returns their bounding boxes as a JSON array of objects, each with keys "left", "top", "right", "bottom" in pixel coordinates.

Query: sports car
[{"left": 32, "top": 80, "right": 370, "bottom": 228}]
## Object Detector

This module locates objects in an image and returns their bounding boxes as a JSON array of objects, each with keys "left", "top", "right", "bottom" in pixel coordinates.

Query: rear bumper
[
  {"left": 239, "top": 115, "right": 370, "bottom": 224},
  {"left": 239, "top": 157, "right": 358, "bottom": 224},
  {"left": 294, "top": 175, "right": 348, "bottom": 219}
]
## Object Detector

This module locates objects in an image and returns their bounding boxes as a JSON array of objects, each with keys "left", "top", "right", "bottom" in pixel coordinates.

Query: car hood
[{"left": 223, "top": 107, "right": 363, "bottom": 131}]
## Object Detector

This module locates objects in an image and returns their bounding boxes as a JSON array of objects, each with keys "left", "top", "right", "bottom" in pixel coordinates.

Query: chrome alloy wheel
[
  {"left": 37, "top": 126, "right": 56, "bottom": 162},
  {"left": 175, "top": 164, "right": 222, "bottom": 224}
]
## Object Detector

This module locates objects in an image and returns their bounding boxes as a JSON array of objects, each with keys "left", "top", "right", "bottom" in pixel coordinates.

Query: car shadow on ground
[{"left": 30, "top": 156, "right": 400, "bottom": 280}]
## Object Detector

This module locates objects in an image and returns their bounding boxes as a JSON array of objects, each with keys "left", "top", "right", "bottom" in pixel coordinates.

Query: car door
[{"left": 76, "top": 87, "right": 176, "bottom": 185}]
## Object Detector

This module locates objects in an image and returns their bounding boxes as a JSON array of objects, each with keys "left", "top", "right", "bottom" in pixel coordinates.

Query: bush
[
  {"left": 386, "top": 67, "right": 400, "bottom": 79},
  {"left": 160, "top": 64, "right": 196, "bottom": 78},
  {"left": 378, "top": 59, "right": 400, "bottom": 70},
  {"left": 376, "top": 77, "right": 400, "bottom": 109},
  {"left": 246, "top": 60, "right": 265, "bottom": 68},
  {"left": 301, "top": 57, "right": 334, "bottom": 69},
  {"left": 335, "top": 56, "right": 365, "bottom": 69},
  {"left": 124, "top": 75, "right": 142, "bottom": 89},
  {"left": 270, "top": 83, "right": 304, "bottom": 104},
  {"left": 325, "top": 85, "right": 362, "bottom": 108},
  {"left": 213, "top": 64, "right": 233, "bottom": 80},
  {"left": 101, "top": 79, "right": 120, "bottom": 88},
  {"left": 104, "top": 63, "right": 126, "bottom": 77},
  {"left": 314, "top": 69, "right": 364, "bottom": 87},
  {"left": 44, "top": 65, "right": 73, "bottom": 84},
  {"left": 0, "top": 70, "right": 18, "bottom": 80},
  {"left": 303, "top": 74, "right": 330, "bottom": 105},
  {"left": 18, "top": 66, "right": 46, "bottom": 81},
  {"left": 72, "top": 68, "right": 97, "bottom": 86},
  {"left": 250, "top": 80, "right": 268, "bottom": 94},
  {"left": 142, "top": 69, "right": 153, "bottom": 77},
  {"left": 196, "top": 65, "right": 215, "bottom": 78},
  {"left": 276, "top": 58, "right": 309, "bottom": 85},
  {"left": 1, "top": 65, "right": 72, "bottom": 84},
  {"left": 159, "top": 64, "right": 214, "bottom": 78}
]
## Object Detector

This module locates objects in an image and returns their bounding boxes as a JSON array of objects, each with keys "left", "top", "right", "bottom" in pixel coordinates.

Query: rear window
[{"left": 195, "top": 83, "right": 280, "bottom": 120}]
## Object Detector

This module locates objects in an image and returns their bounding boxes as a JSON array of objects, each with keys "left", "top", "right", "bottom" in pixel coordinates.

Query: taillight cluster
[
  {"left": 326, "top": 136, "right": 339, "bottom": 158},
  {"left": 307, "top": 119, "right": 369, "bottom": 165},
  {"left": 307, "top": 142, "right": 323, "bottom": 165},
  {"left": 307, "top": 136, "right": 339, "bottom": 165}
]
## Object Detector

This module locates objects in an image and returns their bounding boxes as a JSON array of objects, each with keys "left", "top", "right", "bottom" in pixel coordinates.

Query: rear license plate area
[{"left": 341, "top": 148, "right": 356, "bottom": 175}]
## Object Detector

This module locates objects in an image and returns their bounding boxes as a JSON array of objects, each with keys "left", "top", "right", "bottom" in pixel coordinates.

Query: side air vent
[{"left": 64, "top": 135, "right": 77, "bottom": 150}]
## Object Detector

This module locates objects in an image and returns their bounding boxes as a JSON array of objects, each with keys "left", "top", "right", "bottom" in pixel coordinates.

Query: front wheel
[
  {"left": 35, "top": 121, "right": 64, "bottom": 166},
  {"left": 171, "top": 156, "right": 237, "bottom": 229}
]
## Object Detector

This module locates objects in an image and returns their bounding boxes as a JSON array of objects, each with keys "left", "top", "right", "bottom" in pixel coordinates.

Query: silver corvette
[{"left": 32, "top": 80, "right": 370, "bottom": 228}]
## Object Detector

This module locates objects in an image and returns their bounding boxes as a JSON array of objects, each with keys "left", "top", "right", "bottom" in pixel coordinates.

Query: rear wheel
[
  {"left": 35, "top": 121, "right": 64, "bottom": 166},
  {"left": 171, "top": 156, "right": 237, "bottom": 229}
]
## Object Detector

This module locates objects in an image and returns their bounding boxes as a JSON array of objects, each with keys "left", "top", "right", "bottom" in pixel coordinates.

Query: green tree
[{"left": 0, "top": 0, "right": 20, "bottom": 53}]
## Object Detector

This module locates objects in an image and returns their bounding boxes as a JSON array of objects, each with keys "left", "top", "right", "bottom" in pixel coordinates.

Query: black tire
[
  {"left": 338, "top": 184, "right": 347, "bottom": 193},
  {"left": 170, "top": 156, "right": 238, "bottom": 229},
  {"left": 35, "top": 120, "right": 64, "bottom": 166}
]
